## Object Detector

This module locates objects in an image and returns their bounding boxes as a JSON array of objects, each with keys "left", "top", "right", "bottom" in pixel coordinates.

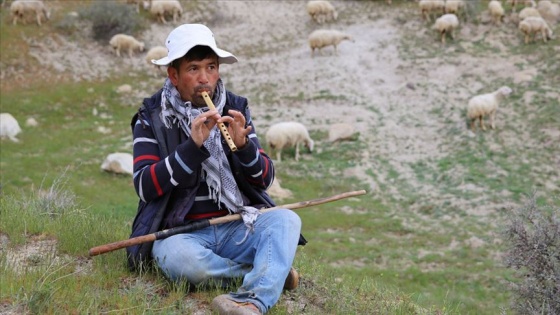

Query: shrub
[
  {"left": 78, "top": 2, "right": 145, "bottom": 42},
  {"left": 502, "top": 192, "right": 560, "bottom": 315}
]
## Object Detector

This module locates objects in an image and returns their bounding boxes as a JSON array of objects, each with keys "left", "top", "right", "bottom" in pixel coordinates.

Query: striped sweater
[{"left": 132, "top": 89, "right": 275, "bottom": 227}]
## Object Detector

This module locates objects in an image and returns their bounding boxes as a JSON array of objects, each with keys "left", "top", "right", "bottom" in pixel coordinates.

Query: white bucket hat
[{"left": 152, "top": 24, "right": 237, "bottom": 66}]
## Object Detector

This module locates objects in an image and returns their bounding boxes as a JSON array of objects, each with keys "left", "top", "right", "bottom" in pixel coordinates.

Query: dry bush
[
  {"left": 78, "top": 1, "right": 145, "bottom": 42},
  {"left": 502, "top": 192, "right": 560, "bottom": 314}
]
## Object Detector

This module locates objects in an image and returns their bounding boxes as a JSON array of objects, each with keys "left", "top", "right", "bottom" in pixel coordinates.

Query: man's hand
[
  {"left": 219, "top": 110, "right": 252, "bottom": 149},
  {"left": 191, "top": 109, "right": 220, "bottom": 148}
]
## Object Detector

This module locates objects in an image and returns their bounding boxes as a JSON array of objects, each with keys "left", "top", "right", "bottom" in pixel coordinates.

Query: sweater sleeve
[
  {"left": 231, "top": 105, "right": 275, "bottom": 190},
  {"left": 132, "top": 113, "right": 209, "bottom": 202}
]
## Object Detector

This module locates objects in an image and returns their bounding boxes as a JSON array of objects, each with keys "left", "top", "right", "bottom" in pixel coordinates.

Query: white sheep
[
  {"left": 519, "top": 16, "right": 554, "bottom": 44},
  {"left": 101, "top": 152, "right": 134, "bottom": 175},
  {"left": 433, "top": 13, "right": 459, "bottom": 43},
  {"left": 265, "top": 122, "right": 314, "bottom": 162},
  {"left": 537, "top": 0, "right": 560, "bottom": 23},
  {"left": 267, "top": 177, "right": 293, "bottom": 200},
  {"left": 109, "top": 34, "right": 145, "bottom": 58},
  {"left": 488, "top": 0, "right": 506, "bottom": 25},
  {"left": 308, "top": 29, "right": 353, "bottom": 57},
  {"left": 444, "top": 0, "right": 466, "bottom": 16},
  {"left": 467, "top": 86, "right": 513, "bottom": 131},
  {"left": 145, "top": 45, "right": 168, "bottom": 74},
  {"left": 0, "top": 113, "right": 22, "bottom": 142},
  {"left": 149, "top": 0, "right": 183, "bottom": 24},
  {"left": 10, "top": 0, "right": 50, "bottom": 26},
  {"left": 518, "top": 7, "right": 541, "bottom": 22},
  {"left": 419, "top": 0, "right": 445, "bottom": 22},
  {"left": 306, "top": 0, "right": 338, "bottom": 24}
]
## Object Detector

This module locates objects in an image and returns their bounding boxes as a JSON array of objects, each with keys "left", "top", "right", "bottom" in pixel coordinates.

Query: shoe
[
  {"left": 211, "top": 294, "right": 261, "bottom": 315},
  {"left": 283, "top": 267, "right": 299, "bottom": 291}
]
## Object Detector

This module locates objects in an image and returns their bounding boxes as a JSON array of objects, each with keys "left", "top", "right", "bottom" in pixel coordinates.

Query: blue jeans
[{"left": 152, "top": 209, "right": 302, "bottom": 314}]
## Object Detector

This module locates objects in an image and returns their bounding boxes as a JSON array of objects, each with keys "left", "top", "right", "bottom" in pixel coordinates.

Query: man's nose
[{"left": 198, "top": 70, "right": 209, "bottom": 83}]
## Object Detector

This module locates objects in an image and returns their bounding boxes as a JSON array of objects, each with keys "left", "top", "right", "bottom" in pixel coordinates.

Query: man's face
[{"left": 168, "top": 55, "right": 220, "bottom": 107}]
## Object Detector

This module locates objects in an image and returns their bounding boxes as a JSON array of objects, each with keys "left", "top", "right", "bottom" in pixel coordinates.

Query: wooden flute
[{"left": 201, "top": 91, "right": 238, "bottom": 152}]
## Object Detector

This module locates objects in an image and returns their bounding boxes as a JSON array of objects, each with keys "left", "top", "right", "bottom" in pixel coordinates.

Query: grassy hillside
[{"left": 1, "top": 0, "right": 559, "bottom": 314}]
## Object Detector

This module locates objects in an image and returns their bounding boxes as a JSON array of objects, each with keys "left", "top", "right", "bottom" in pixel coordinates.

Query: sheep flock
[{"left": 3, "top": 0, "right": 558, "bottom": 155}]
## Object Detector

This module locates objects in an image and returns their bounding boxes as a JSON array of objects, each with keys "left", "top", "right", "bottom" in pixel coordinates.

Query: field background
[{"left": 1, "top": 0, "right": 559, "bottom": 314}]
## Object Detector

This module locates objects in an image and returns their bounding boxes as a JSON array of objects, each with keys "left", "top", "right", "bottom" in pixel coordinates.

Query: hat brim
[{"left": 152, "top": 47, "right": 238, "bottom": 66}]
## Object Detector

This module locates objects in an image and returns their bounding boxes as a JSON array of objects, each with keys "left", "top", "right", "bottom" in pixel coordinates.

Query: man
[{"left": 128, "top": 24, "right": 304, "bottom": 315}]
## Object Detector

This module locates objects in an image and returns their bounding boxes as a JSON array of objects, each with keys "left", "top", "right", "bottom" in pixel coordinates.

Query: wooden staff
[
  {"left": 88, "top": 189, "right": 367, "bottom": 256},
  {"left": 201, "top": 91, "right": 238, "bottom": 152}
]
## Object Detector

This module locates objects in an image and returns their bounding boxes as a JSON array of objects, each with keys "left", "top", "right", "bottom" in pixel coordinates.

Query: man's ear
[{"left": 167, "top": 66, "right": 178, "bottom": 86}]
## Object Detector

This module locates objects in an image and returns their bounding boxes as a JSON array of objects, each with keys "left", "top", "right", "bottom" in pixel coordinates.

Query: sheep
[
  {"left": 308, "top": 29, "right": 353, "bottom": 57},
  {"left": 519, "top": 16, "right": 554, "bottom": 43},
  {"left": 306, "top": 0, "right": 337, "bottom": 24},
  {"left": 467, "top": 86, "right": 513, "bottom": 131},
  {"left": 149, "top": 0, "right": 183, "bottom": 24},
  {"left": 109, "top": 34, "right": 145, "bottom": 58},
  {"left": 265, "top": 122, "right": 314, "bottom": 162},
  {"left": 145, "top": 45, "right": 168, "bottom": 74},
  {"left": 488, "top": 0, "right": 506, "bottom": 25},
  {"left": 537, "top": 0, "right": 560, "bottom": 23},
  {"left": 433, "top": 13, "right": 459, "bottom": 43},
  {"left": 444, "top": 0, "right": 466, "bottom": 17},
  {"left": 101, "top": 152, "right": 134, "bottom": 175},
  {"left": 537, "top": 0, "right": 553, "bottom": 11},
  {"left": 267, "top": 177, "right": 293, "bottom": 200},
  {"left": 518, "top": 7, "right": 541, "bottom": 22},
  {"left": 0, "top": 113, "right": 22, "bottom": 142},
  {"left": 10, "top": 0, "right": 50, "bottom": 26},
  {"left": 419, "top": 0, "right": 445, "bottom": 22}
]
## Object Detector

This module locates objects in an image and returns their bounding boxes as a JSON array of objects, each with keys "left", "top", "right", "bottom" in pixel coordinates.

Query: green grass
[
  {"left": 0, "top": 77, "right": 139, "bottom": 221},
  {"left": 2, "top": 1, "right": 560, "bottom": 314}
]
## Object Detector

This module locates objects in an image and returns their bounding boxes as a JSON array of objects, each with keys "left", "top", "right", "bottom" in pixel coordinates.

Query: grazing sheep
[
  {"left": 101, "top": 152, "right": 134, "bottom": 175},
  {"left": 0, "top": 113, "right": 22, "bottom": 142},
  {"left": 467, "top": 86, "right": 513, "bottom": 131},
  {"left": 145, "top": 45, "right": 168, "bottom": 74},
  {"left": 518, "top": 7, "right": 541, "bottom": 22},
  {"left": 433, "top": 13, "right": 459, "bottom": 43},
  {"left": 308, "top": 29, "right": 353, "bottom": 57},
  {"left": 488, "top": 0, "right": 506, "bottom": 25},
  {"left": 306, "top": 0, "right": 337, "bottom": 24},
  {"left": 265, "top": 122, "right": 314, "bottom": 162},
  {"left": 10, "top": 0, "right": 50, "bottom": 26},
  {"left": 149, "top": 0, "right": 183, "bottom": 24},
  {"left": 537, "top": 0, "right": 560, "bottom": 23},
  {"left": 519, "top": 16, "right": 554, "bottom": 43},
  {"left": 444, "top": 0, "right": 465, "bottom": 15},
  {"left": 419, "top": 0, "right": 445, "bottom": 22},
  {"left": 328, "top": 123, "right": 358, "bottom": 142},
  {"left": 109, "top": 34, "right": 145, "bottom": 58},
  {"left": 267, "top": 177, "right": 293, "bottom": 200}
]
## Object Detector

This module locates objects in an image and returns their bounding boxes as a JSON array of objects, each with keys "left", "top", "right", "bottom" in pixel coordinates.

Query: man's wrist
[{"left": 237, "top": 136, "right": 249, "bottom": 150}]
